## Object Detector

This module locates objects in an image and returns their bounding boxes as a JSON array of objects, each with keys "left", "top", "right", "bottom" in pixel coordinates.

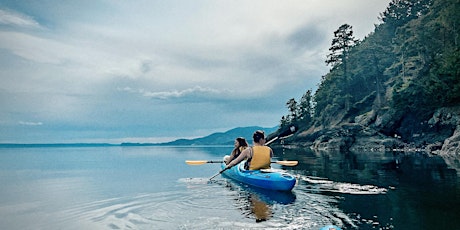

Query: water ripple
[{"left": 54, "top": 177, "right": 368, "bottom": 229}]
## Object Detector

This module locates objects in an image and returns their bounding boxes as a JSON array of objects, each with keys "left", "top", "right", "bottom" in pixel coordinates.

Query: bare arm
[
  {"left": 226, "top": 148, "right": 251, "bottom": 169},
  {"left": 225, "top": 148, "right": 237, "bottom": 164}
]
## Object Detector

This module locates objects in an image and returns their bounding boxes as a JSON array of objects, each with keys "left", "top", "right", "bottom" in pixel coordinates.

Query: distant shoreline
[
  {"left": 0, "top": 143, "right": 234, "bottom": 148},
  {"left": 0, "top": 126, "right": 277, "bottom": 148},
  {"left": 0, "top": 143, "right": 118, "bottom": 148}
]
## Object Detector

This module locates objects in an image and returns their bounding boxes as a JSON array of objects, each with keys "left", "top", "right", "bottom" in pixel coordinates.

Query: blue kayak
[{"left": 221, "top": 157, "right": 296, "bottom": 191}]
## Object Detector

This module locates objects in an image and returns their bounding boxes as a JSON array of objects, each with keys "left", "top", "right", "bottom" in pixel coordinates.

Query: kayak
[{"left": 221, "top": 156, "right": 296, "bottom": 191}]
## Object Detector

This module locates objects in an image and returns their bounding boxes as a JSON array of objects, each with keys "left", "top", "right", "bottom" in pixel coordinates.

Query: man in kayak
[
  {"left": 224, "top": 137, "right": 249, "bottom": 164},
  {"left": 225, "top": 130, "right": 273, "bottom": 170}
]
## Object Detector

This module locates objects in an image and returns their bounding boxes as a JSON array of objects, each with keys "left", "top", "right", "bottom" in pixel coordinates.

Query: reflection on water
[
  {"left": 226, "top": 183, "right": 274, "bottom": 222},
  {"left": 0, "top": 146, "right": 459, "bottom": 229},
  {"left": 218, "top": 179, "right": 295, "bottom": 223},
  {"left": 276, "top": 146, "right": 460, "bottom": 229},
  {"left": 251, "top": 194, "right": 272, "bottom": 222}
]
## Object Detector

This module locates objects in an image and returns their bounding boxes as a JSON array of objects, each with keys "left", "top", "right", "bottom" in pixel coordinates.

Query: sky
[{"left": 0, "top": 0, "right": 390, "bottom": 144}]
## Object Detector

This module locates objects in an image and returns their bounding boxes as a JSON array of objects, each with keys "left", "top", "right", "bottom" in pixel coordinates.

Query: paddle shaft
[
  {"left": 186, "top": 160, "right": 297, "bottom": 166},
  {"left": 265, "top": 125, "right": 296, "bottom": 145},
  {"left": 264, "top": 136, "right": 279, "bottom": 145},
  {"left": 209, "top": 169, "right": 226, "bottom": 181}
]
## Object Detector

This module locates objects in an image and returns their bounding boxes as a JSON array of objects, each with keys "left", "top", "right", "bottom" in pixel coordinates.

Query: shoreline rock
[{"left": 276, "top": 106, "right": 460, "bottom": 156}]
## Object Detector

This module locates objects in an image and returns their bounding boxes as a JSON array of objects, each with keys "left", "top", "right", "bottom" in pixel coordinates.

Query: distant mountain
[
  {"left": 0, "top": 127, "right": 278, "bottom": 147},
  {"left": 157, "top": 126, "right": 278, "bottom": 146},
  {"left": 0, "top": 126, "right": 278, "bottom": 147}
]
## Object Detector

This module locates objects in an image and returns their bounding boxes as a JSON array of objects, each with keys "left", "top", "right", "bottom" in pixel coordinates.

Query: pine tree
[
  {"left": 298, "top": 90, "right": 313, "bottom": 126},
  {"left": 326, "top": 24, "right": 359, "bottom": 111},
  {"left": 326, "top": 24, "right": 359, "bottom": 68},
  {"left": 286, "top": 98, "right": 298, "bottom": 123}
]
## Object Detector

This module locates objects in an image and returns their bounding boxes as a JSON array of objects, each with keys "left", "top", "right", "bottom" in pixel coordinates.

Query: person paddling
[
  {"left": 225, "top": 130, "right": 273, "bottom": 170},
  {"left": 224, "top": 137, "right": 249, "bottom": 164}
]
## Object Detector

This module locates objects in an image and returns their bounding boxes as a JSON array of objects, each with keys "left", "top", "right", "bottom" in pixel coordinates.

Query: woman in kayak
[
  {"left": 225, "top": 130, "right": 273, "bottom": 170},
  {"left": 224, "top": 137, "right": 249, "bottom": 164}
]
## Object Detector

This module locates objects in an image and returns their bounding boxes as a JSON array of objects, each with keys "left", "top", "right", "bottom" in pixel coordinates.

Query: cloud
[
  {"left": 18, "top": 121, "right": 43, "bottom": 126},
  {"left": 0, "top": 8, "right": 40, "bottom": 28},
  {"left": 0, "top": 1, "right": 392, "bottom": 143},
  {"left": 287, "top": 25, "right": 327, "bottom": 53},
  {"left": 120, "top": 86, "right": 231, "bottom": 101}
]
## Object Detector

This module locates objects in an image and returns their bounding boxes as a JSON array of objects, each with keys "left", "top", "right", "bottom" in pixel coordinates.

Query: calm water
[{"left": 0, "top": 146, "right": 459, "bottom": 229}]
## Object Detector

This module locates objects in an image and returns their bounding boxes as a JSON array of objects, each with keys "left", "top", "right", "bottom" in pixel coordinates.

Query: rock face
[
  {"left": 293, "top": 124, "right": 404, "bottom": 152},
  {"left": 438, "top": 125, "right": 460, "bottom": 154},
  {"left": 282, "top": 106, "right": 460, "bottom": 155},
  {"left": 431, "top": 107, "right": 460, "bottom": 155},
  {"left": 437, "top": 121, "right": 460, "bottom": 173}
]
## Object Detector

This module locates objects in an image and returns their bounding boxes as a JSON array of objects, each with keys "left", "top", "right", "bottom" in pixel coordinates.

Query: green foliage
[
  {"left": 379, "top": 0, "right": 433, "bottom": 29},
  {"left": 325, "top": 24, "right": 359, "bottom": 68},
  {"left": 281, "top": 0, "right": 459, "bottom": 132},
  {"left": 285, "top": 98, "right": 298, "bottom": 123},
  {"left": 388, "top": 0, "right": 460, "bottom": 113},
  {"left": 280, "top": 89, "right": 314, "bottom": 129},
  {"left": 298, "top": 90, "right": 313, "bottom": 124}
]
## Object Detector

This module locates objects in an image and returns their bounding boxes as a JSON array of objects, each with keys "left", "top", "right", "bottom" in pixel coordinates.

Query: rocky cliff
[{"left": 277, "top": 106, "right": 460, "bottom": 155}]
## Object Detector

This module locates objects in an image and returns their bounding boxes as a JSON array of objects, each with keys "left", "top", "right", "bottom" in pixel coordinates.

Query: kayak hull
[{"left": 221, "top": 157, "right": 296, "bottom": 191}]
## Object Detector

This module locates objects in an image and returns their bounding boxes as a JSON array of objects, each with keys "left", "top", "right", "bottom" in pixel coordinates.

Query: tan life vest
[
  {"left": 248, "top": 146, "right": 271, "bottom": 170},
  {"left": 239, "top": 146, "right": 247, "bottom": 153}
]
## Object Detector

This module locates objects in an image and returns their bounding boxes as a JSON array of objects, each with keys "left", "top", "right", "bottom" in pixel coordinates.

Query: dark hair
[
  {"left": 252, "top": 130, "right": 265, "bottom": 143},
  {"left": 230, "top": 137, "right": 248, "bottom": 159},
  {"left": 235, "top": 137, "right": 248, "bottom": 147}
]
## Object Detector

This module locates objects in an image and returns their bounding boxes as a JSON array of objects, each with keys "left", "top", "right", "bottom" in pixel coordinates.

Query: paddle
[
  {"left": 185, "top": 160, "right": 299, "bottom": 180},
  {"left": 209, "top": 170, "right": 225, "bottom": 181},
  {"left": 194, "top": 160, "right": 299, "bottom": 181},
  {"left": 207, "top": 160, "right": 298, "bottom": 180},
  {"left": 264, "top": 136, "right": 279, "bottom": 146},
  {"left": 185, "top": 160, "right": 298, "bottom": 167}
]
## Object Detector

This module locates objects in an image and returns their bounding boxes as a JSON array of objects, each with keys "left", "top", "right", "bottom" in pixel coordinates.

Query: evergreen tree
[
  {"left": 297, "top": 89, "right": 313, "bottom": 126},
  {"left": 286, "top": 98, "right": 298, "bottom": 123},
  {"left": 279, "top": 115, "right": 289, "bottom": 128},
  {"left": 325, "top": 24, "right": 359, "bottom": 111},
  {"left": 389, "top": 0, "right": 458, "bottom": 113},
  {"left": 325, "top": 24, "right": 359, "bottom": 68},
  {"left": 379, "top": 0, "right": 433, "bottom": 29}
]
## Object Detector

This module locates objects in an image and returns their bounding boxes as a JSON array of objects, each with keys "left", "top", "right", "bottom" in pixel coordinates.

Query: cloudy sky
[{"left": 0, "top": 0, "right": 390, "bottom": 144}]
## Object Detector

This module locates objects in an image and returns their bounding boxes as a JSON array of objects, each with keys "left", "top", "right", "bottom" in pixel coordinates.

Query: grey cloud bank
[{"left": 0, "top": 1, "right": 390, "bottom": 143}]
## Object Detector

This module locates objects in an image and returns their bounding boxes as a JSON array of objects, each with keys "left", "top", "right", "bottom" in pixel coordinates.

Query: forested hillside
[{"left": 278, "top": 0, "right": 460, "bottom": 152}]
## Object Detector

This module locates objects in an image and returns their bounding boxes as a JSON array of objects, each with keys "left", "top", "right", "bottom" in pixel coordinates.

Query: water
[{"left": 0, "top": 146, "right": 459, "bottom": 229}]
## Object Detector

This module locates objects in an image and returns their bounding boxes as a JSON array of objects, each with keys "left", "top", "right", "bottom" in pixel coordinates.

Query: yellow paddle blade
[
  {"left": 185, "top": 160, "right": 208, "bottom": 165},
  {"left": 274, "top": 160, "right": 298, "bottom": 166}
]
